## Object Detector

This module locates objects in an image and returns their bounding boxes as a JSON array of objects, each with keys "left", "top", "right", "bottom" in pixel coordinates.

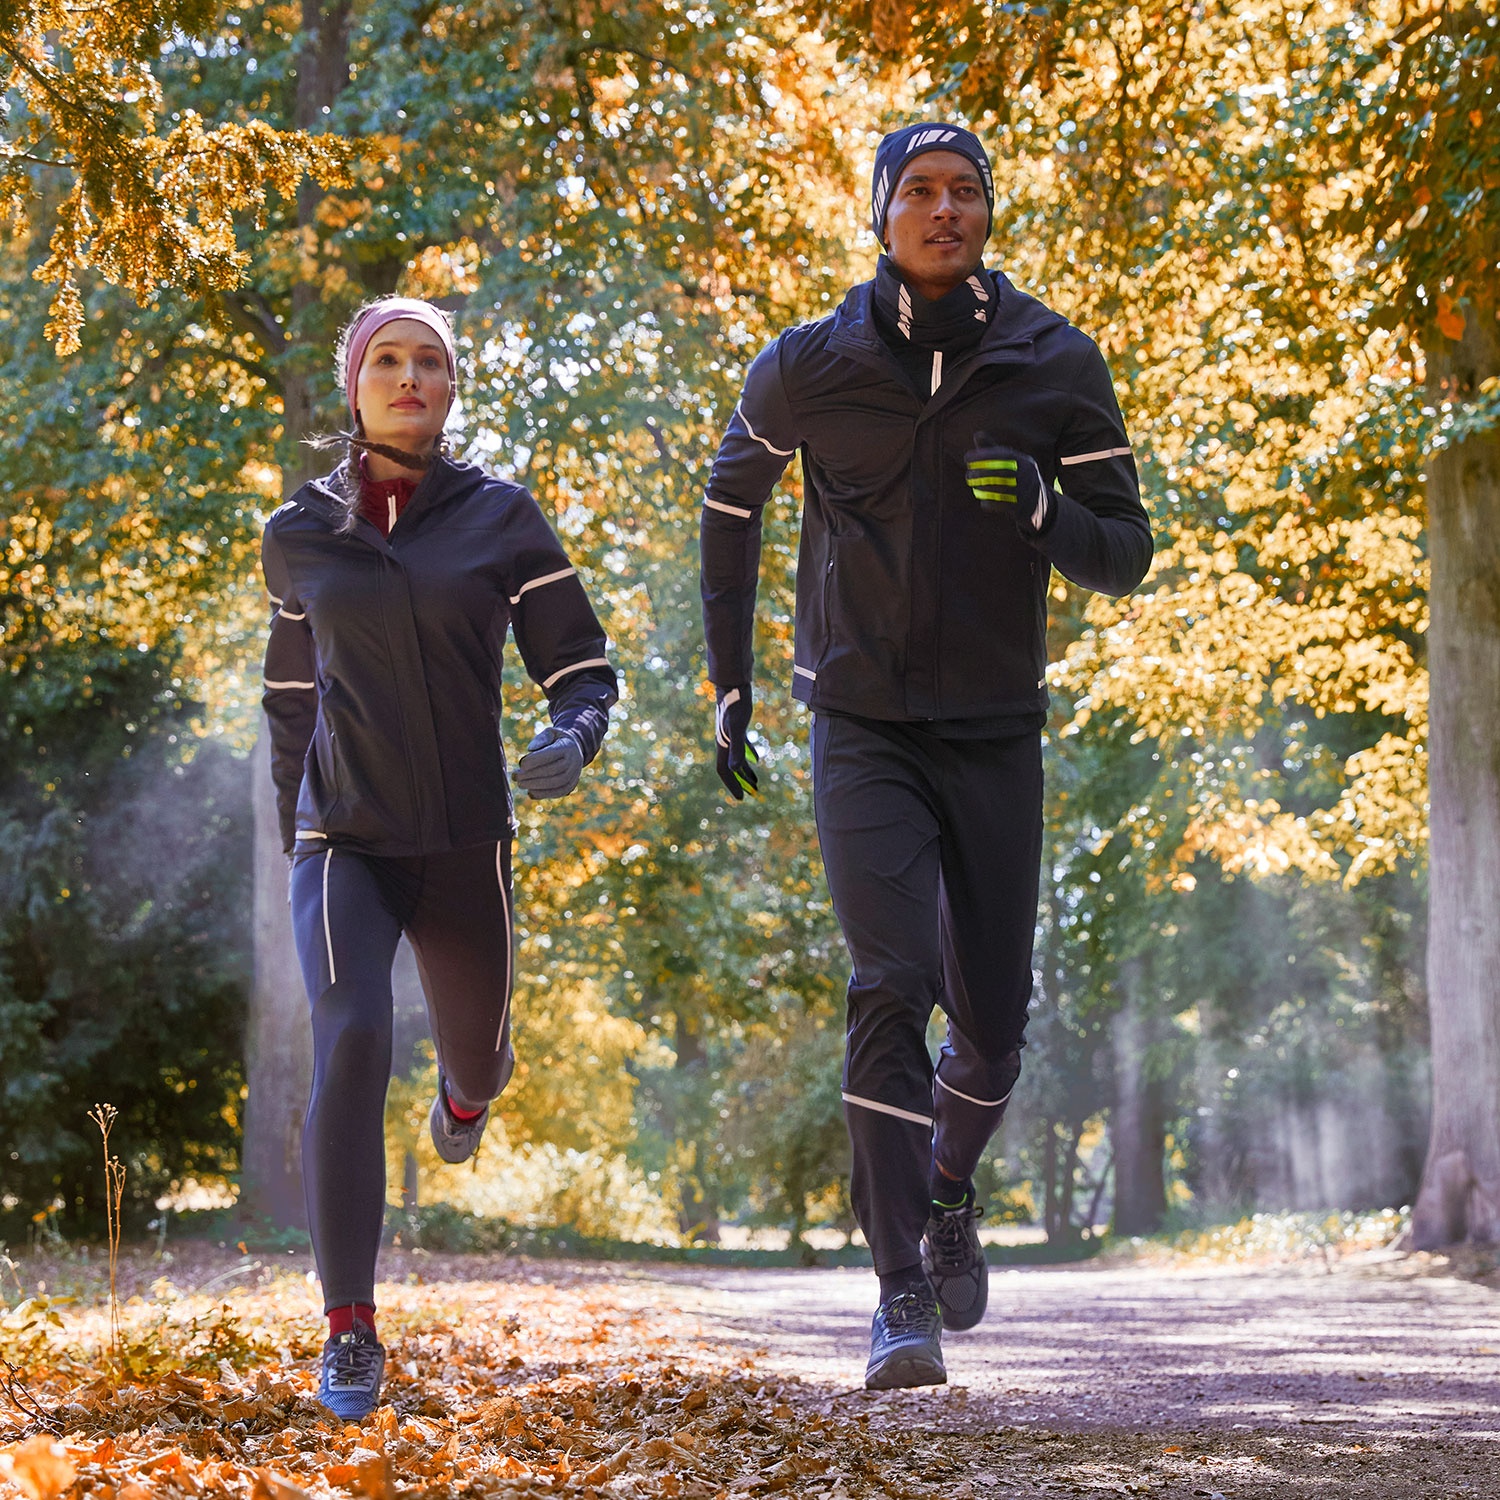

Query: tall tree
[{"left": 808, "top": 0, "right": 1499, "bottom": 1244}]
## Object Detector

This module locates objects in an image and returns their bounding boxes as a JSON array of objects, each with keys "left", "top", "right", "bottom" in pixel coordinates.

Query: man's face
[{"left": 881, "top": 150, "right": 990, "bottom": 301}]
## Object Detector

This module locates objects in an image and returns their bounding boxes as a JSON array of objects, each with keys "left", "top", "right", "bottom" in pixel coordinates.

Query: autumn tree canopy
[
  {"left": 1, "top": 0, "right": 350, "bottom": 351},
  {"left": 2, "top": 0, "right": 1485, "bottom": 1245}
]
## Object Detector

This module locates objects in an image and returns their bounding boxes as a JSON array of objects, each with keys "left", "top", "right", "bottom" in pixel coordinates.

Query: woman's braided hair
[{"left": 307, "top": 297, "right": 455, "bottom": 534}]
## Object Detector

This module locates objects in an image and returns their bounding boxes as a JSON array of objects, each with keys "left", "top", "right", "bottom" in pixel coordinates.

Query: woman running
[{"left": 261, "top": 296, "right": 618, "bottom": 1419}]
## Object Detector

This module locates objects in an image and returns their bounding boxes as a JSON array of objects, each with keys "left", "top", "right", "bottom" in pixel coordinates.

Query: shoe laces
[
  {"left": 930, "top": 1201, "right": 982, "bottom": 1253},
  {"left": 881, "top": 1288, "right": 936, "bottom": 1335},
  {"left": 328, "top": 1329, "right": 381, "bottom": 1384}
]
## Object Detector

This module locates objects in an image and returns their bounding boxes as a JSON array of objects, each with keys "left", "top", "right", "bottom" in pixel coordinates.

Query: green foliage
[
  {"left": 720, "top": 1011, "right": 850, "bottom": 1250},
  {"left": 0, "top": 642, "right": 249, "bottom": 1236}
]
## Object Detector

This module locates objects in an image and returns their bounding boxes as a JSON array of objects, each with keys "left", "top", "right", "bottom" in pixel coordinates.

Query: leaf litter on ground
[
  {"left": 0, "top": 1248, "right": 1007, "bottom": 1500},
  {"left": 3, "top": 1244, "right": 1493, "bottom": 1499}
]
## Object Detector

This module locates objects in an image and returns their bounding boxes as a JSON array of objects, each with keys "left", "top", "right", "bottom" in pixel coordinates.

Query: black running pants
[
  {"left": 812, "top": 713, "right": 1042, "bottom": 1276},
  {"left": 290, "top": 841, "right": 516, "bottom": 1311}
]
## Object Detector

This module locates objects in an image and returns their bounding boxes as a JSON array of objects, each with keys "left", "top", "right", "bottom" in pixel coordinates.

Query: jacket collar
[
  {"left": 291, "top": 455, "right": 483, "bottom": 548},
  {"left": 827, "top": 266, "right": 1069, "bottom": 375}
]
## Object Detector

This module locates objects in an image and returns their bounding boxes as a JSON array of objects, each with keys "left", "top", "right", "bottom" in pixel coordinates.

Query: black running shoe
[
  {"left": 922, "top": 1199, "right": 988, "bottom": 1331},
  {"left": 864, "top": 1284, "right": 946, "bottom": 1390},
  {"left": 316, "top": 1325, "right": 385, "bottom": 1421},
  {"left": 429, "top": 1070, "right": 489, "bottom": 1164}
]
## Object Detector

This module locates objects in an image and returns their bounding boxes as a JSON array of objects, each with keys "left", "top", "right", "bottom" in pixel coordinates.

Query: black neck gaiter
[{"left": 872, "top": 253, "right": 994, "bottom": 354}]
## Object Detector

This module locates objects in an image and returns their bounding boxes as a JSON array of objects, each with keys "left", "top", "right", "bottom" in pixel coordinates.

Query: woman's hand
[{"left": 514, "top": 726, "right": 585, "bottom": 799}]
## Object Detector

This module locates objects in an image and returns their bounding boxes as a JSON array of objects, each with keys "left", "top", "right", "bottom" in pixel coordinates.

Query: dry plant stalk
[
  {"left": 87, "top": 1104, "right": 125, "bottom": 1369},
  {"left": 0, "top": 1357, "right": 62, "bottom": 1436}
]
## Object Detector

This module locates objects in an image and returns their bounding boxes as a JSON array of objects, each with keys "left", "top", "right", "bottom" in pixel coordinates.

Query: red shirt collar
[{"left": 356, "top": 454, "right": 419, "bottom": 537}]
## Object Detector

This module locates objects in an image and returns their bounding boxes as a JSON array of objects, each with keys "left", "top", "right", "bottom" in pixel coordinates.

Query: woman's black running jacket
[
  {"left": 262, "top": 457, "right": 617, "bottom": 857},
  {"left": 700, "top": 269, "right": 1153, "bottom": 720}
]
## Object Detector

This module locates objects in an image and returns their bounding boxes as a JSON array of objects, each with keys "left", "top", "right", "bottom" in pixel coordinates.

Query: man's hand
[
  {"left": 965, "top": 433, "right": 1050, "bottom": 531},
  {"left": 714, "top": 685, "right": 759, "bottom": 800},
  {"left": 514, "top": 725, "right": 585, "bottom": 799}
]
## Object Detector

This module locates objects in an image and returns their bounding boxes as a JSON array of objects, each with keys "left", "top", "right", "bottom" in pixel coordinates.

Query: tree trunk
[
  {"left": 240, "top": 727, "right": 311, "bottom": 1227},
  {"left": 1411, "top": 296, "right": 1500, "bottom": 1248},
  {"left": 1041, "top": 1122, "right": 1058, "bottom": 1241},
  {"left": 1055, "top": 1123, "right": 1081, "bottom": 1243},
  {"left": 240, "top": 0, "right": 353, "bottom": 1228},
  {"left": 671, "top": 1006, "right": 721, "bottom": 1242},
  {"left": 1111, "top": 963, "right": 1167, "bottom": 1236}
]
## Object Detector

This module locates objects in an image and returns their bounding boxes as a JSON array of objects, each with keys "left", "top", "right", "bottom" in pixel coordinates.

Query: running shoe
[
  {"left": 922, "top": 1197, "right": 988, "bottom": 1331},
  {"left": 316, "top": 1325, "right": 385, "bottom": 1421},
  {"left": 429, "top": 1071, "right": 489, "bottom": 1164},
  {"left": 864, "top": 1284, "right": 946, "bottom": 1390}
]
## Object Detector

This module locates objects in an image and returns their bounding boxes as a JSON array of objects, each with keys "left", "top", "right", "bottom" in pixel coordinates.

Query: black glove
[
  {"left": 514, "top": 725, "right": 585, "bottom": 799},
  {"left": 965, "top": 432, "right": 1050, "bottom": 532},
  {"left": 714, "top": 684, "right": 759, "bottom": 800}
]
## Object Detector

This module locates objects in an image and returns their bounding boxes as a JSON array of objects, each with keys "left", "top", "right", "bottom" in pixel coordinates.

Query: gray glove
[{"left": 514, "top": 725, "right": 585, "bottom": 799}]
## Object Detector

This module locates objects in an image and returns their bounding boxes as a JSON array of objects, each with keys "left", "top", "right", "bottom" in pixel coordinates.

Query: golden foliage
[{"left": 0, "top": 1, "right": 352, "bottom": 352}]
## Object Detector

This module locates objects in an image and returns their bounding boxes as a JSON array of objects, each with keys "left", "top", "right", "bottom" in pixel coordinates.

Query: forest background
[{"left": 1, "top": 0, "right": 1496, "bottom": 1258}]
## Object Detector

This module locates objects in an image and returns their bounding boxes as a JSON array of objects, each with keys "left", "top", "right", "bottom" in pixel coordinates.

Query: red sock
[
  {"left": 328, "top": 1304, "right": 376, "bottom": 1339},
  {"left": 446, "top": 1087, "right": 484, "bottom": 1121}
]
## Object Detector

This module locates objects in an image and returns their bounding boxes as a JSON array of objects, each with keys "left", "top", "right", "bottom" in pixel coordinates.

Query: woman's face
[{"left": 354, "top": 318, "right": 452, "bottom": 452}]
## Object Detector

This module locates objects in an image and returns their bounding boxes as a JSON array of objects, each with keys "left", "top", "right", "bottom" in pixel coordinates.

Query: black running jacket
[
  {"left": 700, "top": 270, "right": 1153, "bottom": 720},
  {"left": 262, "top": 457, "right": 617, "bottom": 857}
]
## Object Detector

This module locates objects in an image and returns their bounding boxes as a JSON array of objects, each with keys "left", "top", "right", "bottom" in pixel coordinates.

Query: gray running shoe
[
  {"left": 316, "top": 1325, "right": 385, "bottom": 1421},
  {"left": 429, "top": 1071, "right": 489, "bottom": 1164},
  {"left": 864, "top": 1285, "right": 946, "bottom": 1390},
  {"left": 922, "top": 1200, "right": 988, "bottom": 1331}
]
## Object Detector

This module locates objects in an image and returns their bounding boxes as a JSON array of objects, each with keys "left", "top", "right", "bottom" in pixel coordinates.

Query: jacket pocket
[
  {"left": 309, "top": 725, "right": 342, "bottom": 827},
  {"left": 818, "top": 550, "right": 836, "bottom": 664}
]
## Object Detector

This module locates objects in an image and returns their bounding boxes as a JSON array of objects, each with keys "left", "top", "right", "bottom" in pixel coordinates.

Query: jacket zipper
[
  {"left": 931, "top": 414, "right": 943, "bottom": 714},
  {"left": 822, "top": 549, "right": 835, "bottom": 648},
  {"left": 327, "top": 729, "right": 341, "bottom": 814}
]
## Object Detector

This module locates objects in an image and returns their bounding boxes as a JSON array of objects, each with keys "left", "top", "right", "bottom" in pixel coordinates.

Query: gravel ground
[{"left": 625, "top": 1254, "right": 1500, "bottom": 1497}]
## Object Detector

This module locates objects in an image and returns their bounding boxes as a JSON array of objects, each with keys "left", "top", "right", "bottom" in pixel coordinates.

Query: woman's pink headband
[{"left": 344, "top": 299, "right": 457, "bottom": 422}]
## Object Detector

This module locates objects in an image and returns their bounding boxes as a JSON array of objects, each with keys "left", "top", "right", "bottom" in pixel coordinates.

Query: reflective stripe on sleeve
[
  {"left": 542, "top": 657, "right": 612, "bottom": 691},
  {"left": 734, "top": 401, "right": 795, "bottom": 457},
  {"left": 509, "top": 566, "right": 576, "bottom": 606},
  {"left": 1059, "top": 446, "right": 1133, "bottom": 466}
]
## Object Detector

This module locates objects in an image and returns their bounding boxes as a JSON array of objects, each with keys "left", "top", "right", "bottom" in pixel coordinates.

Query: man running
[{"left": 700, "top": 123, "right": 1152, "bottom": 1388}]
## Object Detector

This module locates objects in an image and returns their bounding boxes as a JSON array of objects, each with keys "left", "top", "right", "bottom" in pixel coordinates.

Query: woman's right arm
[{"left": 261, "top": 523, "right": 319, "bottom": 855}]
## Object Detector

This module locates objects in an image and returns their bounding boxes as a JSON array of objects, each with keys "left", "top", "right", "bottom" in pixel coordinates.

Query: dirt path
[
  {"left": 651, "top": 1257, "right": 1500, "bottom": 1433},
  {"left": 596, "top": 1255, "right": 1500, "bottom": 1496}
]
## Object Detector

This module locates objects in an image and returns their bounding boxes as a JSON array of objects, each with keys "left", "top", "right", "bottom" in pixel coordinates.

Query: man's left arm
[{"left": 971, "top": 339, "right": 1153, "bottom": 597}]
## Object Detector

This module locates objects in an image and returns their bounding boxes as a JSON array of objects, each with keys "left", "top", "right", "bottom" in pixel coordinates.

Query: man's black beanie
[{"left": 871, "top": 122, "right": 995, "bottom": 240}]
